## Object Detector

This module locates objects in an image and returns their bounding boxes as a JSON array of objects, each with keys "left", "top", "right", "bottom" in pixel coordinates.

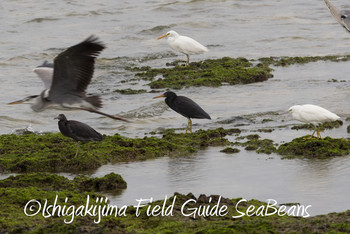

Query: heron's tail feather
[{"left": 85, "top": 95, "right": 102, "bottom": 109}]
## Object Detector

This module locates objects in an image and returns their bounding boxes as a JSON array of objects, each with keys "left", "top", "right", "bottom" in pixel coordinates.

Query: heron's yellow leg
[
  {"left": 311, "top": 129, "right": 316, "bottom": 137},
  {"left": 87, "top": 142, "right": 90, "bottom": 155},
  {"left": 185, "top": 54, "right": 190, "bottom": 66},
  {"left": 189, "top": 119, "right": 193, "bottom": 133},
  {"left": 75, "top": 142, "right": 80, "bottom": 157}
]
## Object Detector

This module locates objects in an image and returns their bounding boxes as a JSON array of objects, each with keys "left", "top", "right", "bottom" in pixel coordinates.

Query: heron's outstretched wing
[
  {"left": 33, "top": 61, "right": 54, "bottom": 89},
  {"left": 324, "top": 0, "right": 350, "bottom": 32},
  {"left": 49, "top": 35, "right": 105, "bottom": 100}
]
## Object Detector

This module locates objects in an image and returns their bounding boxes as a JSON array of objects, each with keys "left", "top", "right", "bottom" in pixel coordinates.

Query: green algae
[
  {"left": 220, "top": 147, "right": 240, "bottom": 154},
  {"left": 133, "top": 57, "right": 273, "bottom": 89},
  {"left": 0, "top": 173, "right": 114, "bottom": 233},
  {"left": 124, "top": 54, "right": 350, "bottom": 89},
  {"left": 234, "top": 134, "right": 277, "bottom": 154},
  {"left": 114, "top": 88, "right": 147, "bottom": 95},
  {"left": 0, "top": 128, "right": 239, "bottom": 173},
  {"left": 291, "top": 120, "right": 343, "bottom": 131},
  {"left": 0, "top": 172, "right": 126, "bottom": 193},
  {"left": 277, "top": 136, "right": 350, "bottom": 158},
  {"left": 259, "top": 54, "right": 350, "bottom": 66},
  {"left": 1, "top": 183, "right": 349, "bottom": 233}
]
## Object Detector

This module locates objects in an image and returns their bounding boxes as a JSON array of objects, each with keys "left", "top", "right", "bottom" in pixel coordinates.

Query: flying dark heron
[
  {"left": 153, "top": 91, "right": 211, "bottom": 133},
  {"left": 8, "top": 35, "right": 128, "bottom": 122},
  {"left": 324, "top": 0, "right": 350, "bottom": 32},
  {"left": 54, "top": 114, "right": 103, "bottom": 157}
]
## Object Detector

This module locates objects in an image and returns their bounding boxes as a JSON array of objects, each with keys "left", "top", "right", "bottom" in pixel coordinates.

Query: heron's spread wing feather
[
  {"left": 49, "top": 35, "right": 105, "bottom": 101},
  {"left": 33, "top": 66, "right": 53, "bottom": 89}
]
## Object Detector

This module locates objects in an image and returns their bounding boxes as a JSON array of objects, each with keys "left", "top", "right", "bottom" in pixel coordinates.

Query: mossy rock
[
  {"left": 277, "top": 136, "right": 350, "bottom": 158},
  {"left": 73, "top": 173, "right": 127, "bottom": 192},
  {"left": 114, "top": 88, "right": 147, "bottom": 95},
  {"left": 259, "top": 54, "right": 350, "bottom": 66},
  {"left": 0, "top": 172, "right": 126, "bottom": 193},
  {"left": 234, "top": 135, "right": 277, "bottom": 154},
  {"left": 0, "top": 128, "right": 240, "bottom": 173},
  {"left": 133, "top": 57, "right": 273, "bottom": 89},
  {"left": 291, "top": 120, "right": 343, "bottom": 131},
  {"left": 220, "top": 147, "right": 240, "bottom": 154},
  {"left": 0, "top": 177, "right": 349, "bottom": 233}
]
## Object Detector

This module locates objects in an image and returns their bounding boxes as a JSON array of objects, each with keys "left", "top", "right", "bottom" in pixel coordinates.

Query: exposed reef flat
[
  {"left": 130, "top": 57, "right": 273, "bottom": 89},
  {"left": 0, "top": 128, "right": 240, "bottom": 173},
  {"left": 0, "top": 176, "right": 348, "bottom": 234}
]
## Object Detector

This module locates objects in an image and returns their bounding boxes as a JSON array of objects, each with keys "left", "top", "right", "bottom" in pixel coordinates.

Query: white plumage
[
  {"left": 158, "top": 30, "right": 208, "bottom": 66},
  {"left": 288, "top": 104, "right": 340, "bottom": 138}
]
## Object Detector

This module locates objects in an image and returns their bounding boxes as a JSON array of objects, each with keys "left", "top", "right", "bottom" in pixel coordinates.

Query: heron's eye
[{"left": 341, "top": 15, "right": 347, "bottom": 19}]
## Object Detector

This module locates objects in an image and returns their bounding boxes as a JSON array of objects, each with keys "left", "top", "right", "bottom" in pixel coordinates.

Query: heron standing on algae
[
  {"left": 288, "top": 104, "right": 340, "bottom": 139},
  {"left": 157, "top": 30, "right": 208, "bottom": 66},
  {"left": 55, "top": 114, "right": 102, "bottom": 157},
  {"left": 153, "top": 91, "right": 211, "bottom": 133}
]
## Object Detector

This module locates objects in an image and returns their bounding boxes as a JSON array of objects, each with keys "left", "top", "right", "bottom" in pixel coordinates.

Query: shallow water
[{"left": 1, "top": 0, "right": 350, "bottom": 216}]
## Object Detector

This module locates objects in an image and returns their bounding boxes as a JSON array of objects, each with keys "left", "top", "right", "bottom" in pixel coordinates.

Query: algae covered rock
[
  {"left": 220, "top": 147, "right": 240, "bottom": 154},
  {"left": 73, "top": 173, "right": 127, "bottom": 192},
  {"left": 291, "top": 120, "right": 343, "bottom": 131},
  {"left": 134, "top": 57, "right": 273, "bottom": 89},
  {"left": 234, "top": 134, "right": 277, "bottom": 154},
  {"left": 0, "top": 128, "right": 240, "bottom": 173},
  {"left": 277, "top": 136, "right": 350, "bottom": 158},
  {"left": 0, "top": 172, "right": 127, "bottom": 193}
]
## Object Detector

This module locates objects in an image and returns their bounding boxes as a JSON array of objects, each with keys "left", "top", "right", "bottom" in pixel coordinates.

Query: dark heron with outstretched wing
[
  {"left": 324, "top": 0, "right": 350, "bottom": 32},
  {"left": 153, "top": 91, "right": 211, "bottom": 133},
  {"left": 9, "top": 35, "right": 128, "bottom": 122},
  {"left": 55, "top": 114, "right": 103, "bottom": 157}
]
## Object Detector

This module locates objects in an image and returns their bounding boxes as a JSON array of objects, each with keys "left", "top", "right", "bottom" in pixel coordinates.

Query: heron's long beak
[
  {"left": 8, "top": 99, "right": 26, "bottom": 105},
  {"left": 153, "top": 94, "right": 165, "bottom": 99},
  {"left": 157, "top": 33, "right": 169, "bottom": 40},
  {"left": 8, "top": 95, "right": 39, "bottom": 105}
]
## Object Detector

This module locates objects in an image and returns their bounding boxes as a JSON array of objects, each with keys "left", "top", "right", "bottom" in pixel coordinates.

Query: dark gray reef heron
[
  {"left": 8, "top": 35, "right": 128, "bottom": 122},
  {"left": 153, "top": 91, "right": 211, "bottom": 133},
  {"left": 324, "top": 0, "right": 350, "bottom": 32},
  {"left": 55, "top": 114, "right": 103, "bottom": 157}
]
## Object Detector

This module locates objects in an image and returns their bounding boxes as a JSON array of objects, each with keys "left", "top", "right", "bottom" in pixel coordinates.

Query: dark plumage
[
  {"left": 55, "top": 114, "right": 103, "bottom": 157},
  {"left": 153, "top": 91, "right": 211, "bottom": 133},
  {"left": 8, "top": 35, "right": 128, "bottom": 122}
]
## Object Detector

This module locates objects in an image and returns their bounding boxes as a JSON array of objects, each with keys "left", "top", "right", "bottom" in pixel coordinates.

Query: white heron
[
  {"left": 157, "top": 30, "right": 209, "bottom": 66},
  {"left": 288, "top": 104, "right": 340, "bottom": 138}
]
